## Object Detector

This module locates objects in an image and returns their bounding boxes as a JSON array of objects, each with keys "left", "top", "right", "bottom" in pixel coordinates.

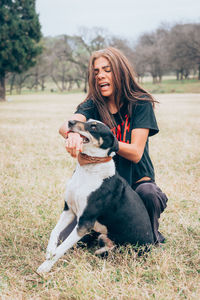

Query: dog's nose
[{"left": 68, "top": 120, "right": 77, "bottom": 127}]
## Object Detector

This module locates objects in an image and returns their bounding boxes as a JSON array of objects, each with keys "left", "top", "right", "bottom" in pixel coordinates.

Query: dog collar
[{"left": 78, "top": 153, "right": 112, "bottom": 166}]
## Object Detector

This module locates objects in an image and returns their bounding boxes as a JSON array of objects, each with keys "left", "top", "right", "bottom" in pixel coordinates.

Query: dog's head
[{"left": 68, "top": 119, "right": 119, "bottom": 157}]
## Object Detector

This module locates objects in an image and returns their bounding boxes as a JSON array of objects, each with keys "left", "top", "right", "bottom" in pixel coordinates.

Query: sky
[{"left": 36, "top": 0, "right": 200, "bottom": 41}]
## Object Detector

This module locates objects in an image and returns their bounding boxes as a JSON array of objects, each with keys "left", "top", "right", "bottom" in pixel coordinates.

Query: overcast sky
[{"left": 36, "top": 0, "right": 200, "bottom": 41}]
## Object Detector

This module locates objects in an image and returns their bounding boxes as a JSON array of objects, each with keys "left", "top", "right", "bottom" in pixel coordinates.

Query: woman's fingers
[{"left": 65, "top": 132, "right": 83, "bottom": 158}]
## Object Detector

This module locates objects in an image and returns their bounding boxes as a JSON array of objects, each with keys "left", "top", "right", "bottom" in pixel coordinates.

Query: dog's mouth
[{"left": 68, "top": 130, "right": 90, "bottom": 144}]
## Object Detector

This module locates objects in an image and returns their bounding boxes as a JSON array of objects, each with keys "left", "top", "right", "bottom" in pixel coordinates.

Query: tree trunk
[
  {"left": 184, "top": 70, "right": 189, "bottom": 79},
  {"left": 152, "top": 76, "right": 157, "bottom": 84},
  {"left": 67, "top": 81, "right": 73, "bottom": 91},
  {"left": 180, "top": 69, "right": 184, "bottom": 80},
  {"left": 75, "top": 80, "right": 80, "bottom": 89},
  {"left": 18, "top": 82, "right": 22, "bottom": 94},
  {"left": 41, "top": 78, "right": 45, "bottom": 91},
  {"left": 10, "top": 74, "right": 16, "bottom": 95},
  {"left": 0, "top": 74, "right": 6, "bottom": 101},
  {"left": 51, "top": 75, "right": 62, "bottom": 92}
]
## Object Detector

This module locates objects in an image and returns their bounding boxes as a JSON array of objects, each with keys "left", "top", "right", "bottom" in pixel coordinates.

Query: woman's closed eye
[
  {"left": 94, "top": 66, "right": 111, "bottom": 76},
  {"left": 104, "top": 66, "right": 111, "bottom": 72}
]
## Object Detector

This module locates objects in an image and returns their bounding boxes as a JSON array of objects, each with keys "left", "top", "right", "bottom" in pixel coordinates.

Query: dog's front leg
[
  {"left": 37, "top": 223, "right": 91, "bottom": 273},
  {"left": 45, "top": 210, "right": 75, "bottom": 260}
]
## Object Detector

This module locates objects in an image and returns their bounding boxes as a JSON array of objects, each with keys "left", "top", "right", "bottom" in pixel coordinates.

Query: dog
[{"left": 37, "top": 120, "right": 154, "bottom": 273}]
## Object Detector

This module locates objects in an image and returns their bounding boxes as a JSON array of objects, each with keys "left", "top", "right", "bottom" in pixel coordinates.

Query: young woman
[{"left": 59, "top": 47, "right": 168, "bottom": 244}]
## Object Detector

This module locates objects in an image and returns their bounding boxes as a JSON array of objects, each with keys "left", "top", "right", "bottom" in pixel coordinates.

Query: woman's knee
[
  {"left": 135, "top": 182, "right": 157, "bottom": 202},
  {"left": 135, "top": 182, "right": 167, "bottom": 213}
]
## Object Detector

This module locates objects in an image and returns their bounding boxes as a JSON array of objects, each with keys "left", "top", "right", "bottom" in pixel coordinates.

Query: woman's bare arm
[{"left": 117, "top": 128, "right": 149, "bottom": 163}]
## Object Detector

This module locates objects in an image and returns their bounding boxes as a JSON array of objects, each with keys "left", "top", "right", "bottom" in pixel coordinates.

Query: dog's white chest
[{"left": 65, "top": 165, "right": 104, "bottom": 217}]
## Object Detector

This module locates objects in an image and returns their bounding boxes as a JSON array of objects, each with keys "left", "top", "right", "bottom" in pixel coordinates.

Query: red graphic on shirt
[{"left": 111, "top": 114, "right": 130, "bottom": 144}]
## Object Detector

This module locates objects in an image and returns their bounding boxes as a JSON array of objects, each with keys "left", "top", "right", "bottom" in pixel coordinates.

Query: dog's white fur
[{"left": 37, "top": 124, "right": 115, "bottom": 273}]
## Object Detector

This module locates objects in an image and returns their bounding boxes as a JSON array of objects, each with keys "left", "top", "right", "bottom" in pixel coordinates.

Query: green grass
[
  {"left": 142, "top": 78, "right": 200, "bottom": 94},
  {"left": 0, "top": 93, "right": 200, "bottom": 299},
  {"left": 6, "top": 77, "right": 200, "bottom": 97},
  {"left": 6, "top": 87, "right": 84, "bottom": 96}
]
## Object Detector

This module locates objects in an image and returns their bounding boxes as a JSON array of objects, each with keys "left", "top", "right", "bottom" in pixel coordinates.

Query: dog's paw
[
  {"left": 95, "top": 245, "right": 115, "bottom": 255},
  {"left": 95, "top": 246, "right": 108, "bottom": 255},
  {"left": 37, "top": 260, "right": 54, "bottom": 273}
]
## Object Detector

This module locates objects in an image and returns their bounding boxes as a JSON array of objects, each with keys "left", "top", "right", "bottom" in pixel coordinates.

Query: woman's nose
[{"left": 97, "top": 70, "right": 105, "bottom": 79}]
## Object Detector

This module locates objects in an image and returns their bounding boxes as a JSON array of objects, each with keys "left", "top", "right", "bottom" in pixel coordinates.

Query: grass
[
  {"left": 6, "top": 77, "right": 200, "bottom": 97},
  {"left": 142, "top": 78, "right": 200, "bottom": 94},
  {"left": 0, "top": 93, "right": 200, "bottom": 299}
]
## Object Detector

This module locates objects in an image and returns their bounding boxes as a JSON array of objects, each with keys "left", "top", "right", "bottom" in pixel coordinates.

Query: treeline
[{"left": 7, "top": 23, "right": 200, "bottom": 94}]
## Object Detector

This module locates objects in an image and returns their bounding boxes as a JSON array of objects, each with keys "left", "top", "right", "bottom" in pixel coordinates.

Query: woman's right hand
[{"left": 65, "top": 132, "right": 83, "bottom": 158}]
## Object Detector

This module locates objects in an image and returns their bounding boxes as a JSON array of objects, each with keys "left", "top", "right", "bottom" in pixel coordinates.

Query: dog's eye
[{"left": 91, "top": 124, "right": 97, "bottom": 130}]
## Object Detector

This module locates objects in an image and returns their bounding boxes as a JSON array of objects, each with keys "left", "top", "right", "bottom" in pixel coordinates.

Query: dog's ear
[
  {"left": 107, "top": 135, "right": 119, "bottom": 156},
  {"left": 100, "top": 132, "right": 119, "bottom": 156}
]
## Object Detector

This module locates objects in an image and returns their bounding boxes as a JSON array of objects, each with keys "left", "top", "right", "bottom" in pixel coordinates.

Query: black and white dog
[{"left": 37, "top": 120, "right": 153, "bottom": 273}]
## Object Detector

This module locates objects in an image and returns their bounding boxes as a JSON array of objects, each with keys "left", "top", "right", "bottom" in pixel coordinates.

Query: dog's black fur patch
[{"left": 78, "top": 174, "right": 154, "bottom": 246}]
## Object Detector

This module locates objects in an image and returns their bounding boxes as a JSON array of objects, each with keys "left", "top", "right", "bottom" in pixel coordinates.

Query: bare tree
[
  {"left": 167, "top": 23, "right": 200, "bottom": 80},
  {"left": 61, "top": 28, "right": 109, "bottom": 92},
  {"left": 26, "top": 42, "right": 51, "bottom": 91},
  {"left": 7, "top": 23, "right": 200, "bottom": 95},
  {"left": 136, "top": 28, "right": 169, "bottom": 83}
]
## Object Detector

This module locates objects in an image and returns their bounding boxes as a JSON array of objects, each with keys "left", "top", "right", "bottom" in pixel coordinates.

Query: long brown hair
[{"left": 84, "top": 47, "right": 156, "bottom": 128}]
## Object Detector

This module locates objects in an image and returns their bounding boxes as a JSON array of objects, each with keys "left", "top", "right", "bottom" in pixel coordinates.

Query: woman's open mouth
[{"left": 99, "top": 83, "right": 110, "bottom": 91}]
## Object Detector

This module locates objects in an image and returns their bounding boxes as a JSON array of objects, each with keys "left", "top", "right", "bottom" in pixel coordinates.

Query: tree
[
  {"left": 0, "top": 0, "right": 41, "bottom": 101},
  {"left": 136, "top": 28, "right": 169, "bottom": 83},
  {"left": 167, "top": 24, "right": 200, "bottom": 80},
  {"left": 26, "top": 39, "right": 51, "bottom": 91},
  {"left": 63, "top": 28, "right": 108, "bottom": 92}
]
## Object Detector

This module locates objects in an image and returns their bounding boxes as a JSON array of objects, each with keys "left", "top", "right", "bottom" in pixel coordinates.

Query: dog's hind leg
[
  {"left": 45, "top": 210, "right": 75, "bottom": 260},
  {"left": 95, "top": 234, "right": 116, "bottom": 255}
]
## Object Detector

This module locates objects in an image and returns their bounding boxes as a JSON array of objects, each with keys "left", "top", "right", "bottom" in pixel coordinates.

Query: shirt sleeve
[
  {"left": 132, "top": 100, "right": 159, "bottom": 136},
  {"left": 74, "top": 99, "right": 96, "bottom": 120}
]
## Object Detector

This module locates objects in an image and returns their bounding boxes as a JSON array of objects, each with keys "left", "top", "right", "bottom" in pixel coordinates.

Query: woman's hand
[
  {"left": 59, "top": 114, "right": 86, "bottom": 158},
  {"left": 65, "top": 132, "right": 83, "bottom": 158}
]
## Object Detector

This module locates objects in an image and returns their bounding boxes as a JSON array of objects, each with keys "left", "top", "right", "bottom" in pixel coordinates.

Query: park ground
[
  {"left": 6, "top": 77, "right": 200, "bottom": 97},
  {"left": 0, "top": 93, "right": 200, "bottom": 299}
]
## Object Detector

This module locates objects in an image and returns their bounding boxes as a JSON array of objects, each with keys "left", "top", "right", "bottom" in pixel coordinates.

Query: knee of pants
[
  {"left": 135, "top": 183, "right": 159, "bottom": 210},
  {"left": 135, "top": 182, "right": 168, "bottom": 213}
]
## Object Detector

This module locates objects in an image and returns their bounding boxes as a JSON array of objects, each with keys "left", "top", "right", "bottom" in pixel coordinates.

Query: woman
[{"left": 59, "top": 47, "right": 168, "bottom": 244}]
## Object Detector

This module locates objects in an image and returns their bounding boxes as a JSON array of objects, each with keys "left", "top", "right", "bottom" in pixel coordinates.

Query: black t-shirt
[{"left": 75, "top": 99, "right": 159, "bottom": 187}]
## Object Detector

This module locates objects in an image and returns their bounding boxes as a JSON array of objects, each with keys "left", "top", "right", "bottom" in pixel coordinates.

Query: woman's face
[{"left": 93, "top": 56, "right": 114, "bottom": 101}]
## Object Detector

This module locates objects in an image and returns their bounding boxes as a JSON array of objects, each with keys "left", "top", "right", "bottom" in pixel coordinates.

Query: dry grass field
[{"left": 0, "top": 93, "right": 199, "bottom": 299}]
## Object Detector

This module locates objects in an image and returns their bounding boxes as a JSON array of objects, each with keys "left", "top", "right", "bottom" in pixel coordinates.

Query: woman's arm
[
  {"left": 59, "top": 114, "right": 86, "bottom": 158},
  {"left": 117, "top": 128, "right": 149, "bottom": 163}
]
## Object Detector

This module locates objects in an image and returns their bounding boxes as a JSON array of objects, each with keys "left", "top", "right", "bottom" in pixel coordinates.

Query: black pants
[{"left": 132, "top": 180, "right": 168, "bottom": 244}]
